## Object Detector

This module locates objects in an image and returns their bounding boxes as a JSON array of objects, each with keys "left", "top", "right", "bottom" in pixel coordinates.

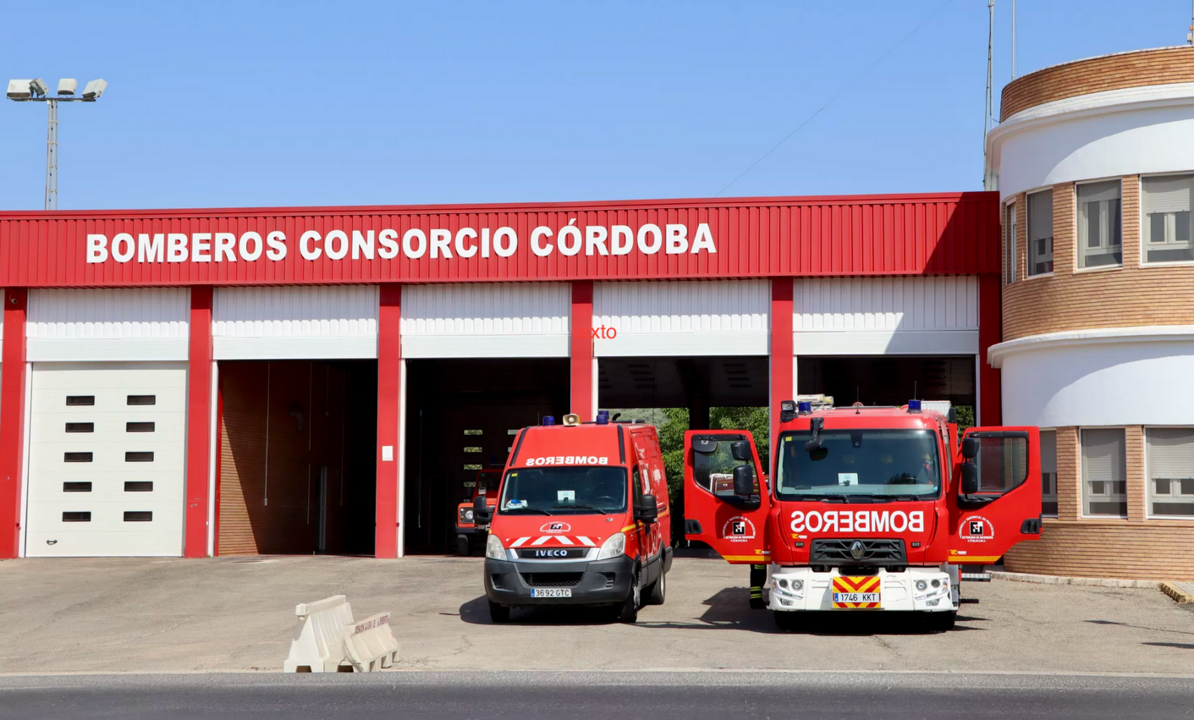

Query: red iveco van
[{"left": 477, "top": 411, "right": 672, "bottom": 624}]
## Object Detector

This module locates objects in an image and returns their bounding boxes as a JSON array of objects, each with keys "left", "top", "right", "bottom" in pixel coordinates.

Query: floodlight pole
[{"left": 45, "top": 99, "right": 58, "bottom": 210}]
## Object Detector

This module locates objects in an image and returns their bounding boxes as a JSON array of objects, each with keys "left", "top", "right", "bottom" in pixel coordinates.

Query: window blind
[
  {"left": 1028, "top": 190, "right": 1053, "bottom": 241},
  {"left": 1142, "top": 176, "right": 1193, "bottom": 214},
  {"left": 1078, "top": 180, "right": 1120, "bottom": 205},
  {"left": 1040, "top": 430, "right": 1057, "bottom": 474},
  {"left": 1081, "top": 429, "right": 1125, "bottom": 483},
  {"left": 1147, "top": 428, "right": 1194, "bottom": 479}
]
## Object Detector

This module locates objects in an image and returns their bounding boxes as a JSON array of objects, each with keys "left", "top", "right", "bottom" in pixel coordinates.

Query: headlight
[
  {"left": 915, "top": 580, "right": 928, "bottom": 592},
  {"left": 596, "top": 533, "right": 626, "bottom": 560},
  {"left": 462, "top": 509, "right": 474, "bottom": 522},
  {"left": 791, "top": 579, "right": 803, "bottom": 592},
  {"left": 778, "top": 579, "right": 789, "bottom": 589},
  {"left": 485, "top": 534, "right": 505, "bottom": 560}
]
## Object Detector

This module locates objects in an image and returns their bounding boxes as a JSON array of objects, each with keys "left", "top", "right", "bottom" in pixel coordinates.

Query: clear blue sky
[{"left": 0, "top": 1, "right": 1190, "bottom": 210}]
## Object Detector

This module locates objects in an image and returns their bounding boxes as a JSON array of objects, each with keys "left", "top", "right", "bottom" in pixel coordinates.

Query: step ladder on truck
[{"left": 682, "top": 396, "right": 1042, "bottom": 632}]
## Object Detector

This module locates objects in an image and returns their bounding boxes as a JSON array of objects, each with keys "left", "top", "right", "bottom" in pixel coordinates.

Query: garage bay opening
[{"left": 217, "top": 360, "right": 377, "bottom": 556}]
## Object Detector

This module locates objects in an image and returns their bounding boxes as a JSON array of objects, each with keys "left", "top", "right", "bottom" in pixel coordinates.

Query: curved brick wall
[
  {"left": 1001, "top": 46, "right": 1194, "bottom": 121},
  {"left": 1002, "top": 175, "right": 1194, "bottom": 340}
]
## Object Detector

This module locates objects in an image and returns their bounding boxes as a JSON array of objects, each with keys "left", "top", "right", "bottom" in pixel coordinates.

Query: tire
[
  {"left": 618, "top": 567, "right": 642, "bottom": 623},
  {"left": 645, "top": 565, "right": 666, "bottom": 606},
  {"left": 488, "top": 600, "right": 510, "bottom": 624},
  {"left": 773, "top": 611, "right": 803, "bottom": 632},
  {"left": 926, "top": 611, "right": 956, "bottom": 633},
  {"left": 456, "top": 535, "right": 472, "bottom": 557}
]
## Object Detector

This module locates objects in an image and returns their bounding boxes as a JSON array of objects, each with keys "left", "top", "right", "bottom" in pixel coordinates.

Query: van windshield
[
  {"left": 775, "top": 429, "right": 941, "bottom": 500},
  {"left": 498, "top": 466, "right": 628, "bottom": 515}
]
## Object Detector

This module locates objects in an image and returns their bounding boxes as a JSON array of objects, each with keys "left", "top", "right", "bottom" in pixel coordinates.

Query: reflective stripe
[
  {"left": 556, "top": 536, "right": 574, "bottom": 546},
  {"left": 577, "top": 536, "right": 595, "bottom": 547},
  {"left": 510, "top": 537, "right": 531, "bottom": 548},
  {"left": 531, "top": 536, "right": 551, "bottom": 546}
]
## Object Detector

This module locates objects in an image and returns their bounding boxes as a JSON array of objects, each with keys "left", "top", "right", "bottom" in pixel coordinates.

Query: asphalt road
[{"left": 1, "top": 671, "right": 1193, "bottom": 720}]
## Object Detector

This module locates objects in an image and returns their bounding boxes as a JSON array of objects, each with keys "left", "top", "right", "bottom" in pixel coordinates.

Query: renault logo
[{"left": 850, "top": 540, "right": 866, "bottom": 560}]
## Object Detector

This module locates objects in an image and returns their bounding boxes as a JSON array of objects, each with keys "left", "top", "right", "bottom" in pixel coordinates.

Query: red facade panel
[{"left": 0, "top": 193, "right": 999, "bottom": 288}]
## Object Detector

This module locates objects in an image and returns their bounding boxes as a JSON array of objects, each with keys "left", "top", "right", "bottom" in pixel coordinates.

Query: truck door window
[
  {"left": 632, "top": 467, "right": 644, "bottom": 504},
  {"left": 973, "top": 435, "right": 1029, "bottom": 493},
  {"left": 692, "top": 435, "right": 758, "bottom": 494}
]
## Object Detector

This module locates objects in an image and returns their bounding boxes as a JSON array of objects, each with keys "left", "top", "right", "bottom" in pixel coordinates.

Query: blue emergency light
[
  {"left": 543, "top": 416, "right": 555, "bottom": 426},
  {"left": 596, "top": 410, "right": 610, "bottom": 425},
  {"left": 797, "top": 401, "right": 812, "bottom": 413},
  {"left": 908, "top": 399, "right": 922, "bottom": 413}
]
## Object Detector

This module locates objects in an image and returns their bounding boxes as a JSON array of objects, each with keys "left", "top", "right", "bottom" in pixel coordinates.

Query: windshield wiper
[
  {"left": 552, "top": 503, "right": 608, "bottom": 515},
  {"left": 508, "top": 507, "right": 554, "bottom": 515}
]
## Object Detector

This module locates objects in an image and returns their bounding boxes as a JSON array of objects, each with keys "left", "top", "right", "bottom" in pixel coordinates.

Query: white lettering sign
[
  {"left": 84, "top": 223, "right": 718, "bottom": 264},
  {"left": 790, "top": 510, "right": 925, "bottom": 534},
  {"left": 522, "top": 456, "right": 610, "bottom": 466}
]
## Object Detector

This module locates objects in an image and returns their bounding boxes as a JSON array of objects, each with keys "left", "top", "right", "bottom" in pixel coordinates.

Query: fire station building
[{"left": 0, "top": 193, "right": 1001, "bottom": 560}]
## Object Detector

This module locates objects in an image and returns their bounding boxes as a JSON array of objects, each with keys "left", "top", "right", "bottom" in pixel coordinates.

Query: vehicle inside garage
[
  {"left": 797, "top": 356, "right": 976, "bottom": 409},
  {"left": 403, "top": 358, "right": 570, "bottom": 554},
  {"left": 217, "top": 360, "right": 377, "bottom": 556}
]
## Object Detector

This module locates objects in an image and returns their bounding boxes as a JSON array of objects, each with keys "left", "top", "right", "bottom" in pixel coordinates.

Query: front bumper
[
  {"left": 768, "top": 565, "right": 956, "bottom": 612},
  {"left": 484, "top": 555, "right": 635, "bottom": 607},
  {"left": 455, "top": 525, "right": 486, "bottom": 536}
]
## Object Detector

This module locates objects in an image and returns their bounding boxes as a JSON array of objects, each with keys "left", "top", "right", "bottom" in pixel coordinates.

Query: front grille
[
  {"left": 810, "top": 538, "right": 907, "bottom": 565},
  {"left": 517, "top": 548, "right": 589, "bottom": 560},
  {"left": 521, "top": 572, "right": 583, "bottom": 588}
]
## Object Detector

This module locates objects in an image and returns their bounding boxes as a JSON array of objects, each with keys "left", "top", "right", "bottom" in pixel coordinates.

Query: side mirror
[
  {"left": 635, "top": 494, "right": 658, "bottom": 523},
  {"left": 730, "top": 440, "right": 752, "bottom": 462},
  {"left": 960, "top": 462, "right": 979, "bottom": 495},
  {"left": 692, "top": 437, "right": 717, "bottom": 454},
  {"left": 961, "top": 437, "right": 980, "bottom": 459},
  {"left": 732, "top": 465, "right": 755, "bottom": 497},
  {"left": 473, "top": 495, "right": 491, "bottom": 525}
]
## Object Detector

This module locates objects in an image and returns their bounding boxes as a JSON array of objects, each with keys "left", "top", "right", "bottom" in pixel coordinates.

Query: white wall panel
[
  {"left": 593, "top": 280, "right": 769, "bottom": 356},
  {"left": 27, "top": 288, "right": 189, "bottom": 362},
  {"left": 213, "top": 285, "right": 379, "bottom": 359},
  {"left": 401, "top": 283, "right": 570, "bottom": 358},
  {"left": 794, "top": 277, "right": 978, "bottom": 355}
]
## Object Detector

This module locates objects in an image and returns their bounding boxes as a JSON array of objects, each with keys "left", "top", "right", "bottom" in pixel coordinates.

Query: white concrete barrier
[
  {"left": 343, "top": 612, "right": 401, "bottom": 672},
  {"left": 283, "top": 595, "right": 356, "bottom": 672}
]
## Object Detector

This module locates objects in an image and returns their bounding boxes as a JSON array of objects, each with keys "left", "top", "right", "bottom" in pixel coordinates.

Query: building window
[
  {"left": 1142, "top": 174, "right": 1194, "bottom": 263},
  {"left": 1005, "top": 203, "right": 1017, "bottom": 284},
  {"left": 1027, "top": 189, "right": 1053, "bottom": 275},
  {"left": 1081, "top": 429, "right": 1127, "bottom": 517},
  {"left": 1077, "top": 181, "right": 1122, "bottom": 268},
  {"left": 1040, "top": 430, "right": 1057, "bottom": 516},
  {"left": 1146, "top": 428, "right": 1194, "bottom": 518}
]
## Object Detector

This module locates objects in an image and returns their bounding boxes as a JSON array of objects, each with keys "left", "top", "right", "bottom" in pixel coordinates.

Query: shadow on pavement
[{"left": 458, "top": 595, "right": 623, "bottom": 626}]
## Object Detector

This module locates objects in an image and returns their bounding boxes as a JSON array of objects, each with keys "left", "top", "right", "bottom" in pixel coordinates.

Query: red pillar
[
  {"left": 376, "top": 284, "right": 402, "bottom": 559},
  {"left": 770, "top": 278, "right": 794, "bottom": 456},
  {"left": 978, "top": 273, "right": 1003, "bottom": 426},
  {"left": 184, "top": 287, "right": 214, "bottom": 558},
  {"left": 0, "top": 289, "right": 28, "bottom": 558},
  {"left": 570, "top": 281, "right": 595, "bottom": 421}
]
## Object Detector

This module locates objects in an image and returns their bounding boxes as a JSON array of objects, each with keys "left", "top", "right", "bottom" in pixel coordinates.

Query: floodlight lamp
[
  {"left": 57, "top": 79, "right": 77, "bottom": 96},
  {"left": 82, "top": 79, "right": 107, "bottom": 101},
  {"left": 29, "top": 78, "right": 48, "bottom": 96},
  {"left": 6, "top": 79, "right": 33, "bottom": 100}
]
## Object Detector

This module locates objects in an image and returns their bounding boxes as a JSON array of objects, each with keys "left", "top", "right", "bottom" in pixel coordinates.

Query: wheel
[
  {"left": 488, "top": 600, "right": 510, "bottom": 623},
  {"left": 926, "top": 611, "right": 956, "bottom": 633},
  {"left": 645, "top": 565, "right": 666, "bottom": 606},
  {"left": 773, "top": 611, "right": 803, "bottom": 632},
  {"left": 456, "top": 535, "right": 472, "bottom": 557},
  {"left": 618, "top": 568, "right": 641, "bottom": 623}
]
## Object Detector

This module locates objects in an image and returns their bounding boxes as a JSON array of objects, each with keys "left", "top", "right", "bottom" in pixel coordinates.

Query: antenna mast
[
  {"left": 984, "top": 0, "right": 995, "bottom": 188},
  {"left": 1012, "top": 0, "right": 1017, "bottom": 77}
]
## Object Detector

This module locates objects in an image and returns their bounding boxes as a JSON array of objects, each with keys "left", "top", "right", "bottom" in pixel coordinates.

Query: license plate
[
  {"left": 530, "top": 588, "right": 572, "bottom": 598},
  {"left": 832, "top": 576, "right": 881, "bottom": 608}
]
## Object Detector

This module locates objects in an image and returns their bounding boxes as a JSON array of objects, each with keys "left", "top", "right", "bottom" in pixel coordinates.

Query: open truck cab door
[
  {"left": 948, "top": 427, "right": 1043, "bottom": 565},
  {"left": 682, "top": 430, "right": 771, "bottom": 564}
]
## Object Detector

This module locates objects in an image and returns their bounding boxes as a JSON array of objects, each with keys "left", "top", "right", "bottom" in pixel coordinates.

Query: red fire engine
[
  {"left": 477, "top": 411, "right": 672, "bottom": 624},
  {"left": 684, "top": 397, "right": 1042, "bottom": 631},
  {"left": 455, "top": 468, "right": 502, "bottom": 556}
]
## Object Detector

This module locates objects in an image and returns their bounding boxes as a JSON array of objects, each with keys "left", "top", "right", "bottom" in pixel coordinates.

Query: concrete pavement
[{"left": 0, "top": 555, "right": 1191, "bottom": 675}]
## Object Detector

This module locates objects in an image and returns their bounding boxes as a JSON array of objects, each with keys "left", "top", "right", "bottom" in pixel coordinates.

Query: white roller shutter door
[{"left": 24, "top": 362, "right": 188, "bottom": 557}]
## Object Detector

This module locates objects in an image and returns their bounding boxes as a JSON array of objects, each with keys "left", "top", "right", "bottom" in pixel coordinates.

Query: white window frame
[
  {"left": 1144, "top": 426, "right": 1194, "bottom": 520},
  {"left": 1027, "top": 188, "right": 1054, "bottom": 277},
  {"left": 1040, "top": 429, "right": 1058, "bottom": 517},
  {"left": 1005, "top": 202, "right": 1017, "bottom": 285},
  {"left": 1140, "top": 173, "right": 1194, "bottom": 266},
  {"left": 1075, "top": 180, "right": 1122, "bottom": 270},
  {"left": 1080, "top": 427, "right": 1128, "bottom": 519}
]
